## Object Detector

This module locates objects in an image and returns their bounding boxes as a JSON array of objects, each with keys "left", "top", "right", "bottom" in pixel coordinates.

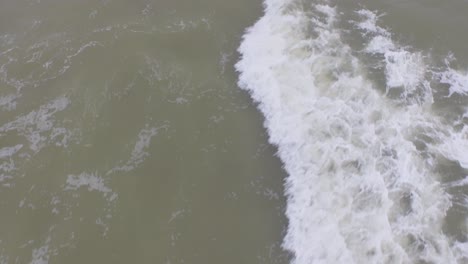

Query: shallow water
[
  {"left": 3, "top": 0, "right": 468, "bottom": 263},
  {"left": 237, "top": 0, "right": 468, "bottom": 263},
  {"left": 0, "top": 1, "right": 291, "bottom": 263}
]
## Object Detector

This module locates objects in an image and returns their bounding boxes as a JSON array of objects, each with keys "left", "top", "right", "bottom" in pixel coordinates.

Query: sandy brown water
[
  {"left": 0, "top": 1, "right": 291, "bottom": 263},
  {"left": 3, "top": 0, "right": 468, "bottom": 263}
]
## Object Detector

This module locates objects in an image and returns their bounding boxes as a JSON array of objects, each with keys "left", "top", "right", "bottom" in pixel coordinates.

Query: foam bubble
[
  {"left": 0, "top": 145, "right": 22, "bottom": 159},
  {"left": 0, "top": 97, "right": 72, "bottom": 152},
  {"left": 237, "top": 1, "right": 467, "bottom": 263},
  {"left": 437, "top": 125, "right": 468, "bottom": 169},
  {"left": 356, "top": 9, "right": 428, "bottom": 99},
  {"left": 107, "top": 123, "right": 169, "bottom": 174},
  {"left": 0, "top": 94, "right": 19, "bottom": 111},
  {"left": 0, "top": 144, "right": 22, "bottom": 183},
  {"left": 66, "top": 173, "right": 112, "bottom": 194},
  {"left": 438, "top": 68, "right": 468, "bottom": 97},
  {"left": 30, "top": 237, "right": 50, "bottom": 264}
]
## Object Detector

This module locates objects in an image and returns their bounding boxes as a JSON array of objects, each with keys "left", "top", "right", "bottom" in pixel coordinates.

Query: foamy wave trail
[
  {"left": 237, "top": 0, "right": 468, "bottom": 263},
  {"left": 438, "top": 66, "right": 468, "bottom": 97},
  {"left": 355, "top": 9, "right": 431, "bottom": 104}
]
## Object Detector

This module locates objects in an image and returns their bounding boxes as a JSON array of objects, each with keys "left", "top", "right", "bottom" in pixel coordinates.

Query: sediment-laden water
[
  {"left": 237, "top": 0, "right": 468, "bottom": 263},
  {"left": 2, "top": 0, "right": 468, "bottom": 263},
  {"left": 0, "top": 1, "right": 289, "bottom": 263}
]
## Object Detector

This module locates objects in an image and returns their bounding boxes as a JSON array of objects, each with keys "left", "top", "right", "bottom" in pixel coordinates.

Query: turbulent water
[
  {"left": 2, "top": 0, "right": 468, "bottom": 263},
  {"left": 237, "top": 0, "right": 468, "bottom": 263},
  {"left": 0, "top": 0, "right": 290, "bottom": 263}
]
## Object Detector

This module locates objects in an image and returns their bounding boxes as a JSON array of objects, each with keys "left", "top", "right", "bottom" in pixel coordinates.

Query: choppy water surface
[
  {"left": 0, "top": 1, "right": 290, "bottom": 263},
  {"left": 237, "top": 0, "right": 468, "bottom": 263},
  {"left": 2, "top": 0, "right": 468, "bottom": 263}
]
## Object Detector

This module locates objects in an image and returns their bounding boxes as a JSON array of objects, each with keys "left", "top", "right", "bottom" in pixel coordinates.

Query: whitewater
[{"left": 236, "top": 0, "right": 468, "bottom": 263}]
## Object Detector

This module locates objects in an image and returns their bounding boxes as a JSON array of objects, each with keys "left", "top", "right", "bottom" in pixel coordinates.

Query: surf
[{"left": 236, "top": 0, "right": 468, "bottom": 263}]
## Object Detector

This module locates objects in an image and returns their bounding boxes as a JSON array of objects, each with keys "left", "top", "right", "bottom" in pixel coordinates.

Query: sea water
[
  {"left": 2, "top": 0, "right": 468, "bottom": 263},
  {"left": 0, "top": 0, "right": 289, "bottom": 263},
  {"left": 237, "top": 0, "right": 468, "bottom": 263}
]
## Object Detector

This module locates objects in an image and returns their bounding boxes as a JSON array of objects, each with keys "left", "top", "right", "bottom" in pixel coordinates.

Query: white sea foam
[
  {"left": 65, "top": 41, "right": 104, "bottom": 65},
  {"left": 436, "top": 124, "right": 468, "bottom": 170},
  {"left": 356, "top": 8, "right": 468, "bottom": 171},
  {"left": 107, "top": 123, "right": 168, "bottom": 174},
  {"left": 0, "top": 145, "right": 22, "bottom": 184},
  {"left": 0, "top": 97, "right": 72, "bottom": 152},
  {"left": 30, "top": 237, "right": 50, "bottom": 264},
  {"left": 0, "top": 94, "right": 19, "bottom": 111},
  {"left": 438, "top": 68, "right": 468, "bottom": 97},
  {"left": 65, "top": 172, "right": 117, "bottom": 237},
  {"left": 65, "top": 172, "right": 114, "bottom": 197},
  {"left": 237, "top": 1, "right": 468, "bottom": 263},
  {"left": 356, "top": 10, "right": 429, "bottom": 100},
  {"left": 0, "top": 145, "right": 22, "bottom": 159}
]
